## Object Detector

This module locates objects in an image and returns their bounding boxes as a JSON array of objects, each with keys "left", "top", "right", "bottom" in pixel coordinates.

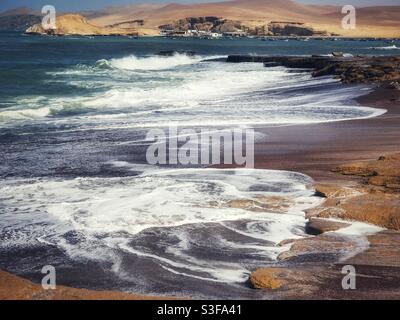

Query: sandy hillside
[
  {"left": 87, "top": 0, "right": 400, "bottom": 37},
  {"left": 26, "top": 13, "right": 160, "bottom": 36}
]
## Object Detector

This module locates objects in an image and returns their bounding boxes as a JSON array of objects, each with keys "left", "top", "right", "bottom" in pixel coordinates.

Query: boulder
[
  {"left": 277, "top": 233, "right": 355, "bottom": 263},
  {"left": 306, "top": 217, "right": 350, "bottom": 235},
  {"left": 250, "top": 268, "right": 286, "bottom": 289}
]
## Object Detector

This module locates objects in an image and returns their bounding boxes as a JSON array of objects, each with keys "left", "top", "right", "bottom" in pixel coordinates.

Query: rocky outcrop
[
  {"left": 159, "top": 16, "right": 243, "bottom": 33},
  {"left": 227, "top": 55, "right": 400, "bottom": 87},
  {"left": 267, "top": 21, "right": 327, "bottom": 37},
  {"left": 250, "top": 231, "right": 400, "bottom": 298},
  {"left": 0, "top": 270, "right": 173, "bottom": 300},
  {"left": 159, "top": 17, "right": 329, "bottom": 36},
  {"left": 277, "top": 233, "right": 357, "bottom": 263},
  {"left": 250, "top": 268, "right": 286, "bottom": 289},
  {"left": 306, "top": 154, "right": 400, "bottom": 230},
  {"left": 249, "top": 266, "right": 336, "bottom": 296},
  {"left": 334, "top": 153, "right": 400, "bottom": 189},
  {"left": 306, "top": 218, "right": 350, "bottom": 235},
  {"left": 250, "top": 154, "right": 400, "bottom": 298},
  {"left": 227, "top": 55, "right": 333, "bottom": 69},
  {"left": 312, "top": 56, "right": 400, "bottom": 84},
  {"left": 308, "top": 187, "right": 400, "bottom": 230},
  {"left": 25, "top": 14, "right": 157, "bottom": 36}
]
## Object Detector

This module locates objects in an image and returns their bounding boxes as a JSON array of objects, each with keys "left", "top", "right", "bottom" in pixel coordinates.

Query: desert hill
[
  {"left": 86, "top": 0, "right": 400, "bottom": 37},
  {"left": 12, "top": 0, "right": 400, "bottom": 37},
  {"left": 25, "top": 14, "right": 159, "bottom": 36},
  {"left": 0, "top": 7, "right": 41, "bottom": 31}
]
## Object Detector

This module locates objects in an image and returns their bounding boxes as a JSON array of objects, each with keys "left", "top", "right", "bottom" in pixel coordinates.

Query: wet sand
[
  {"left": 253, "top": 88, "right": 400, "bottom": 183},
  {"left": 249, "top": 87, "right": 400, "bottom": 299}
]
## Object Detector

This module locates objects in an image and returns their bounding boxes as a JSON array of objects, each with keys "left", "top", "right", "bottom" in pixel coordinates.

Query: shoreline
[
  {"left": 253, "top": 87, "right": 400, "bottom": 183},
  {"left": 1, "top": 61, "right": 400, "bottom": 299},
  {"left": 248, "top": 86, "right": 400, "bottom": 298}
]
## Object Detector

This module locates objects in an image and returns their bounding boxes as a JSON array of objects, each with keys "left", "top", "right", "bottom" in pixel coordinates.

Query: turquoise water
[
  {"left": 0, "top": 32, "right": 397, "bottom": 128},
  {"left": 0, "top": 32, "right": 399, "bottom": 105}
]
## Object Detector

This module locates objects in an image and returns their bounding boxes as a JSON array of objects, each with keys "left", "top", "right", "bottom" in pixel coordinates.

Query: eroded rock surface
[
  {"left": 0, "top": 270, "right": 172, "bottom": 300},
  {"left": 227, "top": 55, "right": 400, "bottom": 87},
  {"left": 306, "top": 217, "right": 350, "bottom": 235},
  {"left": 307, "top": 154, "right": 400, "bottom": 230}
]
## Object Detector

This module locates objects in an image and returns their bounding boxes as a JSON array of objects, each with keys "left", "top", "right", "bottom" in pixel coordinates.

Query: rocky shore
[
  {"left": 249, "top": 154, "right": 400, "bottom": 299},
  {"left": 222, "top": 56, "right": 400, "bottom": 298},
  {"left": 2, "top": 54, "right": 400, "bottom": 300},
  {"left": 308, "top": 155, "right": 400, "bottom": 230},
  {"left": 227, "top": 54, "right": 400, "bottom": 88},
  {"left": 0, "top": 270, "right": 177, "bottom": 300}
]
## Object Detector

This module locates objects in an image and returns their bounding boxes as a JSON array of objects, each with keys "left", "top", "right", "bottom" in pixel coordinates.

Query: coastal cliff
[
  {"left": 159, "top": 17, "right": 330, "bottom": 36},
  {"left": 26, "top": 14, "right": 159, "bottom": 36},
  {"left": 17, "top": 0, "right": 400, "bottom": 38}
]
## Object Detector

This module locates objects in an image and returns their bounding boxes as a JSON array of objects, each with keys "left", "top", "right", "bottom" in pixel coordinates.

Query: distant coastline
[{"left": 2, "top": 0, "right": 400, "bottom": 38}]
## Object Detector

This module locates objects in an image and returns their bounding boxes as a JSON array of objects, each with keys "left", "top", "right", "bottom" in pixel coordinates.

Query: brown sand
[{"left": 253, "top": 88, "right": 400, "bottom": 184}]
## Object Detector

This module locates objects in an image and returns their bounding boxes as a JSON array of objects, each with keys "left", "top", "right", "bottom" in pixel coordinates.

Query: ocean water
[{"left": 0, "top": 32, "right": 393, "bottom": 298}]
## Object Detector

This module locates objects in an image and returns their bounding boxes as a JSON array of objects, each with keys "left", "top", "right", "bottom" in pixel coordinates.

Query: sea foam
[{"left": 105, "top": 53, "right": 204, "bottom": 71}]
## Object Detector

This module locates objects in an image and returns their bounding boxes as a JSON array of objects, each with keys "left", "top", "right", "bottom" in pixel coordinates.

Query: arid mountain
[
  {"left": 26, "top": 14, "right": 159, "bottom": 36},
  {"left": 0, "top": 7, "right": 38, "bottom": 17},
  {"left": 13, "top": 0, "right": 400, "bottom": 37},
  {"left": 86, "top": 0, "right": 400, "bottom": 37},
  {"left": 0, "top": 7, "right": 41, "bottom": 31}
]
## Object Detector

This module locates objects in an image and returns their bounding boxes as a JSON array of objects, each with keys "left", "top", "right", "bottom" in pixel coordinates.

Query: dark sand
[{"left": 253, "top": 88, "right": 400, "bottom": 184}]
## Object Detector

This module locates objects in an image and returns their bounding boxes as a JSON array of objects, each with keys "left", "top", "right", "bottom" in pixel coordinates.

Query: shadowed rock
[
  {"left": 227, "top": 55, "right": 400, "bottom": 87},
  {"left": 306, "top": 218, "right": 350, "bottom": 235}
]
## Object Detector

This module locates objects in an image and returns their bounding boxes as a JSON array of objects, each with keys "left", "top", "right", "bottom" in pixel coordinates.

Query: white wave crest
[
  {"left": 0, "top": 107, "right": 51, "bottom": 120},
  {"left": 369, "top": 45, "right": 400, "bottom": 50},
  {"left": 101, "top": 53, "right": 204, "bottom": 71}
]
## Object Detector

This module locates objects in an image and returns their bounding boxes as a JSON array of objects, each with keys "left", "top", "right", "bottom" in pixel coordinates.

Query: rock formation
[
  {"left": 306, "top": 154, "right": 400, "bottom": 230},
  {"left": 0, "top": 270, "right": 172, "bottom": 300},
  {"left": 158, "top": 17, "right": 329, "bottom": 36},
  {"left": 227, "top": 55, "right": 400, "bottom": 87},
  {"left": 25, "top": 14, "right": 158, "bottom": 37}
]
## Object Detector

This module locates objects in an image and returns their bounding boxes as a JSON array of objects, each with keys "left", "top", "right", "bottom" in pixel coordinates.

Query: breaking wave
[
  {"left": 0, "top": 54, "right": 386, "bottom": 127},
  {"left": 369, "top": 45, "right": 400, "bottom": 50},
  {"left": 0, "top": 168, "right": 319, "bottom": 283},
  {"left": 96, "top": 53, "right": 205, "bottom": 71}
]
